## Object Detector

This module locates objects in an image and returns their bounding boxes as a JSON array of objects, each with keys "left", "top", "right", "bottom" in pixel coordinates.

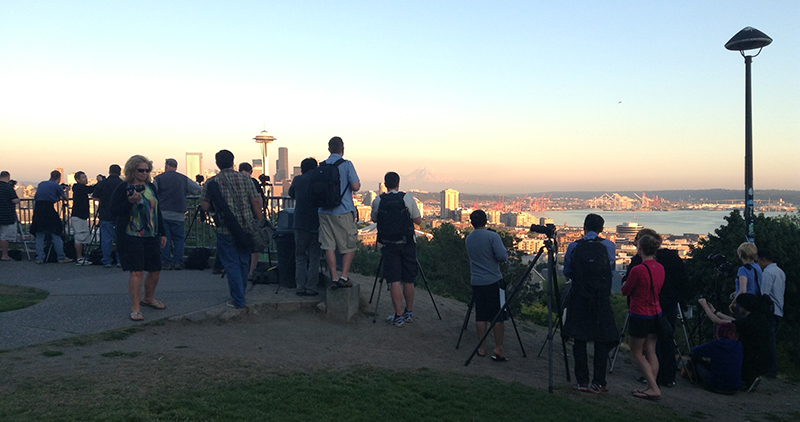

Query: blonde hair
[
  {"left": 123, "top": 155, "right": 153, "bottom": 184},
  {"left": 737, "top": 242, "right": 758, "bottom": 262}
]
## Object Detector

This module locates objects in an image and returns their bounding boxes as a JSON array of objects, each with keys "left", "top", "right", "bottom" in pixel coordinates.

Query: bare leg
[
  {"left": 476, "top": 321, "right": 488, "bottom": 355},
  {"left": 248, "top": 252, "right": 258, "bottom": 278},
  {"left": 340, "top": 251, "right": 354, "bottom": 279},
  {"left": 630, "top": 336, "right": 661, "bottom": 397},
  {"left": 0, "top": 240, "right": 9, "bottom": 260},
  {"left": 390, "top": 282, "right": 403, "bottom": 316},
  {"left": 129, "top": 271, "right": 144, "bottom": 313},
  {"left": 75, "top": 243, "right": 83, "bottom": 260},
  {"left": 142, "top": 271, "right": 161, "bottom": 303},
  {"left": 325, "top": 249, "right": 338, "bottom": 281},
  {"left": 642, "top": 334, "right": 661, "bottom": 395},
  {"left": 402, "top": 282, "right": 415, "bottom": 313},
  {"left": 493, "top": 321, "right": 505, "bottom": 357}
]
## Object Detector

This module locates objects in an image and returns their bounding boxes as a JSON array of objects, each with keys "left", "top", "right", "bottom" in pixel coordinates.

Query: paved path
[{"left": 0, "top": 259, "right": 323, "bottom": 350}]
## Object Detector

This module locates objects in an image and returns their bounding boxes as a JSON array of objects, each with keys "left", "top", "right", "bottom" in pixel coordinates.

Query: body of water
[{"left": 540, "top": 209, "right": 791, "bottom": 236}]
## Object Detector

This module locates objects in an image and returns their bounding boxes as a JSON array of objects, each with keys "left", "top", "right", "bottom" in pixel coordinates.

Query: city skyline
[{"left": 2, "top": 2, "right": 798, "bottom": 192}]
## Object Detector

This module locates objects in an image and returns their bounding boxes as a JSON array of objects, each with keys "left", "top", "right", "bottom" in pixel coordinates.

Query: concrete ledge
[{"left": 326, "top": 285, "right": 360, "bottom": 323}]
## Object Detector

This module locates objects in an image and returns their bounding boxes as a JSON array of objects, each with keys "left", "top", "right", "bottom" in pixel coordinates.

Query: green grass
[
  {"left": 41, "top": 350, "right": 63, "bottom": 357},
  {"left": 0, "top": 367, "right": 691, "bottom": 422},
  {"left": 0, "top": 284, "right": 49, "bottom": 312},
  {"left": 100, "top": 351, "right": 141, "bottom": 358}
]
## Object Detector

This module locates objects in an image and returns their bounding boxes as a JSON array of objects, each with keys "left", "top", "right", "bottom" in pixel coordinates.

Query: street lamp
[{"left": 725, "top": 27, "right": 772, "bottom": 242}]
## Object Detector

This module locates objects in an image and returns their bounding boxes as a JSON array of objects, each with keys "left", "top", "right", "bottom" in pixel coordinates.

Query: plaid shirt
[{"left": 201, "top": 168, "right": 259, "bottom": 235}]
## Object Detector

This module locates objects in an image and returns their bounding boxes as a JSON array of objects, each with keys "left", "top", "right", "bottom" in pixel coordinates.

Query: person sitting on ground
[
  {"left": 690, "top": 322, "right": 743, "bottom": 394},
  {"left": 371, "top": 171, "right": 422, "bottom": 327},
  {"left": 621, "top": 234, "right": 664, "bottom": 400},
  {"left": 464, "top": 210, "right": 509, "bottom": 361},
  {"left": 698, "top": 293, "right": 770, "bottom": 391},
  {"left": 730, "top": 242, "right": 761, "bottom": 307}
]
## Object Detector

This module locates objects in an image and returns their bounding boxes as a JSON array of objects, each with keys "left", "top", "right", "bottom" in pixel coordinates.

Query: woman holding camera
[
  {"left": 111, "top": 155, "right": 167, "bottom": 321},
  {"left": 621, "top": 234, "right": 665, "bottom": 400}
]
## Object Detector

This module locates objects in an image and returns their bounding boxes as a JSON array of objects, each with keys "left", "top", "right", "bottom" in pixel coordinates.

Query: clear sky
[{"left": 2, "top": 1, "right": 798, "bottom": 193}]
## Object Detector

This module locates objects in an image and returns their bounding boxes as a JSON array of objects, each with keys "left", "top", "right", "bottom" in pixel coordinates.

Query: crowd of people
[{"left": 0, "top": 138, "right": 789, "bottom": 396}]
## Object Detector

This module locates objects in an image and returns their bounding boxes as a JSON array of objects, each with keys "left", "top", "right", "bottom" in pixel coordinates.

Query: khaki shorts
[
  {"left": 318, "top": 213, "right": 357, "bottom": 254},
  {"left": 0, "top": 224, "right": 16, "bottom": 242},
  {"left": 71, "top": 217, "right": 91, "bottom": 244}
]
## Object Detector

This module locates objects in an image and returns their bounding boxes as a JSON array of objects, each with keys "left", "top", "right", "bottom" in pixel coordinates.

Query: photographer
[
  {"left": 0, "top": 171, "right": 21, "bottom": 261},
  {"left": 71, "top": 171, "right": 95, "bottom": 265},
  {"left": 698, "top": 293, "right": 769, "bottom": 391},
  {"left": 31, "top": 170, "right": 71, "bottom": 264}
]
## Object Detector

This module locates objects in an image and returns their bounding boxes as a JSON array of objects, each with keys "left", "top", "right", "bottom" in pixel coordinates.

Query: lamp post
[{"left": 725, "top": 27, "right": 772, "bottom": 243}]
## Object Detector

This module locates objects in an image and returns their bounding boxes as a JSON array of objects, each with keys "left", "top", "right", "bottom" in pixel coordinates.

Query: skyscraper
[
  {"left": 274, "top": 147, "right": 289, "bottom": 182},
  {"left": 186, "top": 152, "right": 203, "bottom": 179},
  {"left": 440, "top": 188, "right": 459, "bottom": 220}
]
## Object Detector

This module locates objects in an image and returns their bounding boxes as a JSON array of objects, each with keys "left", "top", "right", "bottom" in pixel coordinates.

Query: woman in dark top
[{"left": 111, "top": 155, "right": 166, "bottom": 321}]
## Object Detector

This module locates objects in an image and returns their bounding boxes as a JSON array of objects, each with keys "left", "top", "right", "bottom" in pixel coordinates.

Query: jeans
[
  {"left": 161, "top": 219, "right": 186, "bottom": 266},
  {"left": 573, "top": 340, "right": 613, "bottom": 387},
  {"left": 35, "top": 232, "right": 65, "bottom": 261},
  {"left": 99, "top": 220, "right": 119, "bottom": 266},
  {"left": 216, "top": 233, "right": 250, "bottom": 307},
  {"left": 294, "top": 229, "right": 321, "bottom": 292}
]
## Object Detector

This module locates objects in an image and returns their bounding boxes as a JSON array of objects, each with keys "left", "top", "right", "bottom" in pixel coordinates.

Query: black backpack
[
  {"left": 569, "top": 237, "right": 612, "bottom": 299},
  {"left": 308, "top": 158, "right": 346, "bottom": 209},
  {"left": 745, "top": 263, "right": 775, "bottom": 316},
  {"left": 376, "top": 192, "right": 413, "bottom": 244}
]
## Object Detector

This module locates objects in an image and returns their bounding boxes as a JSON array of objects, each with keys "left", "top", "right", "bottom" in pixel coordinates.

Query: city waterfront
[{"left": 540, "top": 209, "right": 793, "bottom": 236}]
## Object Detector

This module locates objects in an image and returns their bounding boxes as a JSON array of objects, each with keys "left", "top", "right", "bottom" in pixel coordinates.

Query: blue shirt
[
  {"left": 563, "top": 231, "right": 616, "bottom": 280},
  {"left": 465, "top": 228, "right": 508, "bottom": 286},
  {"left": 318, "top": 153, "right": 359, "bottom": 215},
  {"left": 34, "top": 180, "right": 66, "bottom": 203},
  {"left": 735, "top": 264, "right": 762, "bottom": 296}
]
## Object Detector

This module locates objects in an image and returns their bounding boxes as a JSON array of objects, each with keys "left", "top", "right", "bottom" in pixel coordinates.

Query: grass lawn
[
  {"left": 0, "top": 284, "right": 48, "bottom": 312},
  {"left": 1, "top": 367, "right": 691, "bottom": 422}
]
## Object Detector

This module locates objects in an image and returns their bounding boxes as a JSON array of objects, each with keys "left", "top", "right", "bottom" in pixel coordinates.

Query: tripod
[
  {"left": 455, "top": 291, "right": 527, "bottom": 359},
  {"left": 79, "top": 206, "right": 101, "bottom": 266},
  {"left": 369, "top": 245, "right": 442, "bottom": 323},
  {"left": 14, "top": 214, "right": 32, "bottom": 261}
]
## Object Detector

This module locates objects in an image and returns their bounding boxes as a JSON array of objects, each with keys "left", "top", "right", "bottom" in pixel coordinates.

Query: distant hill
[{"left": 456, "top": 189, "right": 800, "bottom": 204}]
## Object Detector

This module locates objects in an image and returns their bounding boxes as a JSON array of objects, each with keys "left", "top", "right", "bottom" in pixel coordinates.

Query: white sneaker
[
  {"left": 385, "top": 314, "right": 405, "bottom": 327},
  {"left": 75, "top": 258, "right": 89, "bottom": 265}
]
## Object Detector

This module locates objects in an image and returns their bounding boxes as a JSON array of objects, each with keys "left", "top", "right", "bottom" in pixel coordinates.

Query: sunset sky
[{"left": 2, "top": 1, "right": 798, "bottom": 193}]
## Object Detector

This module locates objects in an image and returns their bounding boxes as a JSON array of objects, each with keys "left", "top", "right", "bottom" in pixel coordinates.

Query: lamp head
[{"left": 725, "top": 27, "right": 772, "bottom": 52}]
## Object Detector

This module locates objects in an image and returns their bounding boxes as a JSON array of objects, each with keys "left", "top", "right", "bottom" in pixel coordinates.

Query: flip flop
[
  {"left": 491, "top": 354, "right": 509, "bottom": 362},
  {"left": 1, "top": 257, "right": 13, "bottom": 261},
  {"left": 632, "top": 391, "right": 661, "bottom": 401},
  {"left": 139, "top": 300, "right": 166, "bottom": 309},
  {"left": 130, "top": 312, "right": 144, "bottom": 321},
  {"left": 477, "top": 351, "right": 486, "bottom": 357}
]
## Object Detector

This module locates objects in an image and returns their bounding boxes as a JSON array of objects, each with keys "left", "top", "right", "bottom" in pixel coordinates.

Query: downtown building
[{"left": 440, "top": 188, "right": 459, "bottom": 220}]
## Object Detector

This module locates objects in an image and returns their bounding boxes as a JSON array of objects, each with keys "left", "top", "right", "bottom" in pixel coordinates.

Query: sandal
[
  {"left": 130, "top": 312, "right": 144, "bottom": 321},
  {"left": 139, "top": 300, "right": 166, "bottom": 309}
]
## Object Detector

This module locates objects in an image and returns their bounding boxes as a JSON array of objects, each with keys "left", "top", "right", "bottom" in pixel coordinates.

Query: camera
[
  {"left": 195, "top": 174, "right": 205, "bottom": 185},
  {"left": 126, "top": 184, "right": 146, "bottom": 196},
  {"left": 708, "top": 253, "right": 733, "bottom": 276},
  {"left": 530, "top": 223, "right": 556, "bottom": 238},
  {"left": 8, "top": 179, "right": 17, "bottom": 188},
  {"left": 258, "top": 174, "right": 270, "bottom": 186}
]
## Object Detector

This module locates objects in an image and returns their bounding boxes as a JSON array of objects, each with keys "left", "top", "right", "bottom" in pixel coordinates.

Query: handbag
[
  {"left": 645, "top": 264, "right": 673, "bottom": 335},
  {"left": 206, "top": 178, "right": 252, "bottom": 250}
]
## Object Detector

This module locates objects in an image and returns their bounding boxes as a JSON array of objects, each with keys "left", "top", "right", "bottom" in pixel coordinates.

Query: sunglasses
[{"left": 137, "top": 168, "right": 151, "bottom": 173}]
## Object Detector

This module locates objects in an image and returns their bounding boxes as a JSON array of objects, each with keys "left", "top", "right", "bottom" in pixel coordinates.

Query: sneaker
[
  {"left": 589, "top": 383, "right": 609, "bottom": 394},
  {"left": 103, "top": 264, "right": 112, "bottom": 268},
  {"left": 174, "top": 264, "right": 184, "bottom": 271},
  {"left": 385, "top": 314, "right": 405, "bottom": 327},
  {"left": 403, "top": 310, "right": 413, "bottom": 323},
  {"left": 162, "top": 263, "right": 173, "bottom": 271},
  {"left": 35, "top": 260, "right": 44, "bottom": 264},
  {"left": 746, "top": 377, "right": 761, "bottom": 393},
  {"left": 58, "top": 258, "right": 73, "bottom": 264},
  {"left": 575, "top": 384, "right": 591, "bottom": 392},
  {"left": 332, "top": 277, "right": 353, "bottom": 289},
  {"left": 75, "top": 258, "right": 89, "bottom": 266}
]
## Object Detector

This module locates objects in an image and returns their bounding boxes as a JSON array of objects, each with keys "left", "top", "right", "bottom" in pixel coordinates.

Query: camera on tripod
[
  {"left": 258, "top": 174, "right": 271, "bottom": 187},
  {"left": 126, "top": 184, "right": 145, "bottom": 196},
  {"left": 529, "top": 223, "right": 556, "bottom": 238},
  {"left": 708, "top": 253, "right": 734, "bottom": 276}
]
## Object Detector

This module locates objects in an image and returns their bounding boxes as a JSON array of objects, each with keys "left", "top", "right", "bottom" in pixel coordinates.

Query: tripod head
[{"left": 530, "top": 223, "right": 556, "bottom": 238}]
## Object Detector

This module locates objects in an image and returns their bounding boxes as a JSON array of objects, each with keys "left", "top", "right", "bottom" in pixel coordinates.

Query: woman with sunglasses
[{"left": 111, "top": 155, "right": 167, "bottom": 321}]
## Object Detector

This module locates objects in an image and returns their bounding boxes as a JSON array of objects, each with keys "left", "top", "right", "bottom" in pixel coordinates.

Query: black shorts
[
  {"left": 473, "top": 280, "right": 508, "bottom": 322},
  {"left": 628, "top": 315, "right": 659, "bottom": 338},
  {"left": 381, "top": 242, "right": 418, "bottom": 284},
  {"left": 118, "top": 235, "right": 162, "bottom": 272}
]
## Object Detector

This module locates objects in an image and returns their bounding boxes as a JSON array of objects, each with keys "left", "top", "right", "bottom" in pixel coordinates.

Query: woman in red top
[{"left": 621, "top": 234, "right": 665, "bottom": 400}]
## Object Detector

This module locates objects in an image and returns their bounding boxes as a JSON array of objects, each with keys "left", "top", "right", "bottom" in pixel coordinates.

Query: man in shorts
[
  {"left": 371, "top": 172, "right": 421, "bottom": 327},
  {"left": 465, "top": 210, "right": 509, "bottom": 361},
  {"left": 70, "top": 171, "right": 95, "bottom": 265},
  {"left": 0, "top": 171, "right": 21, "bottom": 261},
  {"left": 318, "top": 136, "right": 361, "bottom": 289}
]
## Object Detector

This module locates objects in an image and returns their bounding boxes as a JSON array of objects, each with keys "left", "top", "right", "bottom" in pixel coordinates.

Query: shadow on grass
[{"left": 0, "top": 284, "right": 49, "bottom": 312}]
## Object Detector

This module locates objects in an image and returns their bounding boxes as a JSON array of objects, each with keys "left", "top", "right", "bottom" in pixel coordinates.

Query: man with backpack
[
  {"left": 311, "top": 136, "right": 360, "bottom": 289},
  {"left": 371, "top": 172, "right": 421, "bottom": 327},
  {"left": 562, "top": 213, "right": 619, "bottom": 393}
]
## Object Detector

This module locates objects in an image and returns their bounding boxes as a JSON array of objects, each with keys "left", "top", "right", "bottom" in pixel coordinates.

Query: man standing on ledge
[
  {"left": 562, "top": 213, "right": 619, "bottom": 394},
  {"left": 200, "top": 150, "right": 262, "bottom": 309},
  {"left": 371, "top": 171, "right": 422, "bottom": 327},
  {"left": 0, "top": 171, "right": 21, "bottom": 261},
  {"left": 465, "top": 210, "right": 509, "bottom": 360},
  {"left": 318, "top": 136, "right": 360, "bottom": 289},
  {"left": 154, "top": 158, "right": 201, "bottom": 270},
  {"left": 30, "top": 170, "right": 71, "bottom": 264}
]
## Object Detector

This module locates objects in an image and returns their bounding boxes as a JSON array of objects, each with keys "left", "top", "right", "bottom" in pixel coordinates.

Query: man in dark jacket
[
  {"left": 92, "top": 164, "right": 124, "bottom": 267},
  {"left": 31, "top": 170, "right": 70, "bottom": 264},
  {"left": 288, "top": 158, "right": 320, "bottom": 296},
  {"left": 153, "top": 158, "right": 201, "bottom": 270}
]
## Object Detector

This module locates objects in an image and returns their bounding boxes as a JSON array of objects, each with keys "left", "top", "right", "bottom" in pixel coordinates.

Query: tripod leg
[
  {"left": 416, "top": 260, "right": 442, "bottom": 320},
  {"left": 456, "top": 296, "right": 474, "bottom": 349},
  {"left": 372, "top": 278, "right": 384, "bottom": 323},
  {"left": 369, "top": 252, "right": 383, "bottom": 304},
  {"left": 507, "top": 310, "right": 526, "bottom": 357},
  {"left": 609, "top": 313, "right": 630, "bottom": 373}
]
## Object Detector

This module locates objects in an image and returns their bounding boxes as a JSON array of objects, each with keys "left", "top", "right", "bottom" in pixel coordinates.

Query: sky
[{"left": 1, "top": 1, "right": 798, "bottom": 194}]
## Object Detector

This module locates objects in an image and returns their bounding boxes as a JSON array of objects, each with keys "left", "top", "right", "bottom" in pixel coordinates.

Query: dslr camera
[{"left": 126, "top": 184, "right": 146, "bottom": 196}]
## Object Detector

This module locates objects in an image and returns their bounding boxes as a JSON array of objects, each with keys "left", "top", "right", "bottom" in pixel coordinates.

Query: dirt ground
[{"left": 1, "top": 275, "right": 797, "bottom": 421}]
